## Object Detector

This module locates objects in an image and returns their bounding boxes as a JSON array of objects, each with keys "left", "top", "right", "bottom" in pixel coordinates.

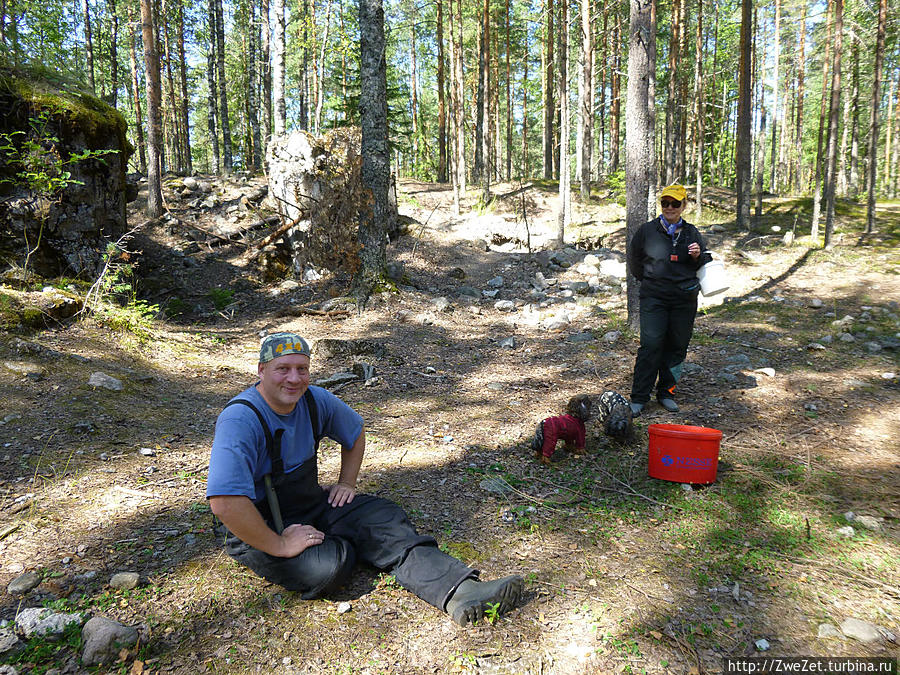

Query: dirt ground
[{"left": 1, "top": 177, "right": 899, "bottom": 675}]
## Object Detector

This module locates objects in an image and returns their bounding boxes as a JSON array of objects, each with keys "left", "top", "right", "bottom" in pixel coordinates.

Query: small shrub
[{"left": 208, "top": 287, "right": 235, "bottom": 310}]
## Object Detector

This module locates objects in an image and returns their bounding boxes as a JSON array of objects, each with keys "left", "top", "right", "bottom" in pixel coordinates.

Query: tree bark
[
  {"left": 823, "top": 0, "right": 842, "bottom": 249},
  {"left": 140, "top": 0, "right": 164, "bottom": 217},
  {"left": 578, "top": 0, "right": 592, "bottom": 201},
  {"left": 410, "top": 14, "right": 418, "bottom": 175},
  {"left": 261, "top": 0, "right": 272, "bottom": 140},
  {"left": 626, "top": 0, "right": 653, "bottom": 332},
  {"left": 848, "top": 39, "right": 860, "bottom": 199},
  {"left": 610, "top": 15, "right": 621, "bottom": 173},
  {"left": 734, "top": 0, "right": 752, "bottom": 230},
  {"left": 248, "top": 0, "right": 262, "bottom": 171},
  {"left": 646, "top": 0, "right": 656, "bottom": 211},
  {"left": 755, "top": 105, "right": 766, "bottom": 219},
  {"left": 663, "top": 0, "right": 680, "bottom": 184},
  {"left": 450, "top": 0, "right": 466, "bottom": 211},
  {"left": 177, "top": 0, "right": 192, "bottom": 174},
  {"left": 865, "top": 0, "right": 887, "bottom": 232},
  {"left": 82, "top": 0, "right": 96, "bottom": 93},
  {"left": 354, "top": 0, "right": 390, "bottom": 303},
  {"left": 215, "top": 0, "right": 232, "bottom": 172},
  {"left": 505, "top": 0, "right": 512, "bottom": 181},
  {"left": 106, "top": 0, "right": 118, "bottom": 107},
  {"left": 129, "top": 19, "right": 148, "bottom": 174},
  {"left": 810, "top": 1, "right": 832, "bottom": 241},
  {"left": 541, "top": 0, "right": 554, "bottom": 179},
  {"left": 768, "top": 0, "right": 780, "bottom": 192},
  {"left": 556, "top": 0, "right": 569, "bottom": 246},
  {"left": 272, "top": 0, "right": 286, "bottom": 135},
  {"left": 436, "top": 0, "right": 447, "bottom": 182},
  {"left": 793, "top": 1, "right": 806, "bottom": 193},
  {"left": 692, "top": 0, "right": 703, "bottom": 218}
]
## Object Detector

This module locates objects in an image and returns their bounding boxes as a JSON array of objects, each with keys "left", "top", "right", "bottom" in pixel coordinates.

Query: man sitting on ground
[{"left": 207, "top": 332, "right": 524, "bottom": 626}]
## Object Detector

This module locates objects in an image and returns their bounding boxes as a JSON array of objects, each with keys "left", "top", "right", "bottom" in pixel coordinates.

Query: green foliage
[
  {"left": 207, "top": 287, "right": 235, "bottom": 310},
  {"left": 7, "top": 620, "right": 84, "bottom": 671}
]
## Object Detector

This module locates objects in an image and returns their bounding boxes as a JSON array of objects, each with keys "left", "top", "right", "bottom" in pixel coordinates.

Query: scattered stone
[
  {"left": 16, "top": 608, "right": 83, "bottom": 638},
  {"left": 817, "top": 623, "right": 842, "bottom": 639},
  {"left": 351, "top": 363, "right": 376, "bottom": 381},
  {"left": 0, "top": 627, "right": 18, "bottom": 654},
  {"left": 482, "top": 289, "right": 499, "bottom": 299},
  {"left": 498, "top": 337, "right": 516, "bottom": 349},
  {"left": 109, "top": 572, "right": 140, "bottom": 591},
  {"left": 882, "top": 372, "right": 897, "bottom": 380},
  {"left": 480, "top": 477, "right": 514, "bottom": 495},
  {"left": 487, "top": 276, "right": 504, "bottom": 288},
  {"left": 429, "top": 297, "right": 451, "bottom": 312},
  {"left": 88, "top": 372, "right": 123, "bottom": 391},
  {"left": 840, "top": 618, "right": 882, "bottom": 643},
  {"left": 819, "top": 335, "right": 833, "bottom": 344},
  {"left": 3, "top": 362, "right": 48, "bottom": 378},
  {"left": 543, "top": 317, "right": 569, "bottom": 331},
  {"left": 836, "top": 526, "right": 855, "bottom": 538},
  {"left": 844, "top": 511, "right": 855, "bottom": 522},
  {"left": 494, "top": 300, "right": 516, "bottom": 312},
  {"left": 456, "top": 286, "right": 480, "bottom": 298},
  {"left": 754, "top": 368, "right": 776, "bottom": 377},
  {"left": 314, "top": 339, "right": 384, "bottom": 359},
  {"left": 854, "top": 515, "right": 882, "bottom": 531},
  {"left": 754, "top": 638, "right": 770, "bottom": 651},
  {"left": 838, "top": 333, "right": 855, "bottom": 343},
  {"left": 7, "top": 571, "right": 41, "bottom": 595},
  {"left": 566, "top": 332, "right": 594, "bottom": 343},
  {"left": 182, "top": 176, "right": 199, "bottom": 190},
  {"left": 448, "top": 267, "right": 466, "bottom": 280},
  {"left": 81, "top": 617, "right": 139, "bottom": 666},
  {"left": 0, "top": 664, "right": 17, "bottom": 675},
  {"left": 314, "top": 372, "right": 359, "bottom": 388},
  {"left": 138, "top": 447, "right": 156, "bottom": 457},
  {"left": 806, "top": 343, "right": 826, "bottom": 351},
  {"left": 486, "top": 382, "right": 504, "bottom": 391},
  {"left": 809, "top": 298, "right": 824, "bottom": 308},
  {"left": 804, "top": 403, "right": 817, "bottom": 412},
  {"left": 864, "top": 342, "right": 882, "bottom": 353},
  {"left": 680, "top": 484, "right": 693, "bottom": 492},
  {"left": 727, "top": 353, "right": 751, "bottom": 365},
  {"left": 337, "top": 602, "right": 352, "bottom": 614}
]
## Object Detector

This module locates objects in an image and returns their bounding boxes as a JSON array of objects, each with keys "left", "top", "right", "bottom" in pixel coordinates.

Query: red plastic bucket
[{"left": 648, "top": 424, "right": 723, "bottom": 484}]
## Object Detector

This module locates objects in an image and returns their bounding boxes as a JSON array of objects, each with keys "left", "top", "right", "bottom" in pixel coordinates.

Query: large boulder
[
  {"left": 0, "top": 66, "right": 133, "bottom": 278},
  {"left": 265, "top": 128, "right": 398, "bottom": 279}
]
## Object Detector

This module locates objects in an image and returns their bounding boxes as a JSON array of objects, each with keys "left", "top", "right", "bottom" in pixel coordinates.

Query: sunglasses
[{"left": 660, "top": 199, "right": 682, "bottom": 208}]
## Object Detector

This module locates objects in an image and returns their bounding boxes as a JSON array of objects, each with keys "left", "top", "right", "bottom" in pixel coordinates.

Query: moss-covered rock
[{"left": 0, "top": 65, "right": 133, "bottom": 279}]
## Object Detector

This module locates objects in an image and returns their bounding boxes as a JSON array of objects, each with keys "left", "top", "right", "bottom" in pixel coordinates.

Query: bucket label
[{"left": 661, "top": 455, "right": 713, "bottom": 468}]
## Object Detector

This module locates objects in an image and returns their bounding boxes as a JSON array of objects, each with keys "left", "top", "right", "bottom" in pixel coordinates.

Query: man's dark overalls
[{"left": 218, "top": 393, "right": 476, "bottom": 611}]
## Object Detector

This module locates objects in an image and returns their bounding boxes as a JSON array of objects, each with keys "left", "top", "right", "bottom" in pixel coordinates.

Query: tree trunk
[
  {"left": 215, "top": 0, "right": 232, "bottom": 172},
  {"left": 556, "top": 0, "right": 569, "bottom": 246},
  {"left": 848, "top": 39, "right": 860, "bottom": 199},
  {"left": 646, "top": 0, "right": 656, "bottom": 211},
  {"left": 884, "top": 75, "right": 896, "bottom": 194},
  {"left": 436, "top": 0, "right": 447, "bottom": 182},
  {"left": 177, "top": 0, "right": 192, "bottom": 174},
  {"left": 755, "top": 105, "right": 766, "bottom": 219},
  {"left": 129, "top": 20, "right": 148, "bottom": 174},
  {"left": 810, "top": 1, "right": 833, "bottom": 241},
  {"left": 505, "top": 0, "right": 512, "bottom": 181},
  {"left": 261, "top": 0, "right": 272, "bottom": 140},
  {"left": 248, "top": 0, "right": 262, "bottom": 171},
  {"left": 792, "top": 1, "right": 806, "bottom": 193},
  {"left": 823, "top": 0, "right": 842, "bottom": 249},
  {"left": 313, "top": 0, "right": 332, "bottom": 135},
  {"left": 410, "top": 16, "right": 418, "bottom": 175},
  {"left": 735, "top": 0, "right": 752, "bottom": 230},
  {"left": 768, "top": 0, "right": 780, "bottom": 192},
  {"left": 161, "top": 0, "right": 180, "bottom": 172},
  {"left": 82, "top": 0, "right": 95, "bottom": 93},
  {"left": 355, "top": 0, "right": 390, "bottom": 303},
  {"left": 521, "top": 32, "right": 529, "bottom": 179},
  {"left": 299, "top": 0, "right": 309, "bottom": 130},
  {"left": 272, "top": 0, "right": 286, "bottom": 135},
  {"left": 865, "top": 0, "right": 887, "bottom": 232},
  {"left": 542, "top": 0, "right": 554, "bottom": 179},
  {"left": 626, "top": 0, "right": 653, "bottom": 332},
  {"left": 450, "top": 0, "right": 466, "bottom": 211},
  {"left": 140, "top": 0, "right": 164, "bottom": 217},
  {"left": 692, "top": 0, "right": 703, "bottom": 218},
  {"left": 610, "top": 15, "right": 621, "bottom": 173},
  {"left": 664, "top": 0, "right": 680, "bottom": 184},
  {"left": 106, "top": 0, "right": 118, "bottom": 107},
  {"left": 481, "top": 0, "right": 490, "bottom": 199},
  {"left": 578, "top": 0, "right": 592, "bottom": 201},
  {"left": 206, "top": 10, "right": 219, "bottom": 174}
]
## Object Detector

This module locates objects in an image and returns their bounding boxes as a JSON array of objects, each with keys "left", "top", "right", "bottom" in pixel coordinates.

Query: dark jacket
[{"left": 628, "top": 217, "right": 712, "bottom": 299}]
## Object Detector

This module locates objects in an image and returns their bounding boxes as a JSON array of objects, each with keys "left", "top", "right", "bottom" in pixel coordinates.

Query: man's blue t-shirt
[{"left": 206, "top": 385, "right": 364, "bottom": 503}]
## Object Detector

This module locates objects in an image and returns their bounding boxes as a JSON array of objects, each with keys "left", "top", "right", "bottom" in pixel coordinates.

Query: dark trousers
[
  {"left": 224, "top": 462, "right": 476, "bottom": 611},
  {"left": 631, "top": 293, "right": 698, "bottom": 404}
]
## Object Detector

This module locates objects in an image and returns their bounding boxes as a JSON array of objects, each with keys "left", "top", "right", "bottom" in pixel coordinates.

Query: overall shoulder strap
[
  {"left": 304, "top": 388, "right": 321, "bottom": 452},
  {"left": 223, "top": 398, "right": 285, "bottom": 477}
]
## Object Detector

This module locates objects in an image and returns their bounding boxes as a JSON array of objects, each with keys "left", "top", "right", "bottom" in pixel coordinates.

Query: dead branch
[{"left": 247, "top": 213, "right": 307, "bottom": 261}]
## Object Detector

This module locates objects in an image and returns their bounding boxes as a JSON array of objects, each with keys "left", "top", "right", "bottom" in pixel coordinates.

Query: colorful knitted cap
[{"left": 259, "top": 332, "right": 311, "bottom": 363}]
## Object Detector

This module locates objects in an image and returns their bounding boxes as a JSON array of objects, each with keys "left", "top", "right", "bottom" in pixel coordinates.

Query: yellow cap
[{"left": 660, "top": 184, "right": 687, "bottom": 202}]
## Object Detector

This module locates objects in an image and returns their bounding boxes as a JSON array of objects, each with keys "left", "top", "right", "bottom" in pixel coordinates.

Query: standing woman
[{"left": 628, "top": 185, "right": 712, "bottom": 416}]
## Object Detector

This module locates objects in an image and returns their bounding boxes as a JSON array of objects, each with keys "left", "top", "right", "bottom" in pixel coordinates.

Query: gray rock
[
  {"left": 602, "top": 330, "right": 621, "bottom": 344},
  {"left": 727, "top": 353, "right": 752, "bottom": 365},
  {"left": 754, "top": 367, "right": 776, "bottom": 377},
  {"left": 314, "top": 338, "right": 384, "bottom": 359},
  {"left": 182, "top": 176, "right": 199, "bottom": 190},
  {"left": 430, "top": 297, "right": 451, "bottom": 312},
  {"left": 480, "top": 477, "right": 514, "bottom": 494},
  {"left": 314, "top": 372, "right": 359, "bottom": 388},
  {"left": 840, "top": 618, "right": 882, "bottom": 643},
  {"left": 457, "top": 286, "right": 480, "bottom": 298},
  {"left": 7, "top": 571, "right": 41, "bottom": 595},
  {"left": 498, "top": 337, "right": 516, "bottom": 349},
  {"left": 809, "top": 298, "right": 824, "bottom": 308},
  {"left": 351, "top": 363, "right": 376, "bottom": 381},
  {"left": 566, "top": 281, "right": 590, "bottom": 294},
  {"left": 854, "top": 515, "right": 882, "bottom": 531},
  {"left": 16, "top": 608, "right": 83, "bottom": 638},
  {"left": 109, "top": 572, "right": 140, "bottom": 591},
  {"left": 817, "top": 623, "right": 843, "bottom": 639},
  {"left": 839, "top": 333, "right": 856, "bottom": 343},
  {"left": 543, "top": 318, "right": 569, "bottom": 331},
  {"left": 806, "top": 343, "right": 827, "bottom": 351},
  {"left": 836, "top": 526, "right": 855, "bottom": 538},
  {"left": 864, "top": 342, "right": 882, "bottom": 353},
  {"left": 819, "top": 335, "right": 833, "bottom": 344},
  {"left": 81, "top": 617, "right": 139, "bottom": 666},
  {"left": 0, "top": 665, "right": 18, "bottom": 675},
  {"left": 567, "top": 332, "right": 594, "bottom": 343},
  {"left": 88, "top": 372, "right": 123, "bottom": 391},
  {"left": 138, "top": 447, "right": 156, "bottom": 457},
  {"left": 337, "top": 602, "right": 352, "bottom": 614},
  {"left": 754, "top": 638, "right": 770, "bottom": 651},
  {"left": 486, "top": 382, "right": 505, "bottom": 391},
  {"left": 487, "top": 276, "right": 504, "bottom": 288},
  {"left": 0, "top": 627, "right": 19, "bottom": 654},
  {"left": 482, "top": 289, "right": 499, "bottom": 299},
  {"left": 494, "top": 300, "right": 516, "bottom": 312}
]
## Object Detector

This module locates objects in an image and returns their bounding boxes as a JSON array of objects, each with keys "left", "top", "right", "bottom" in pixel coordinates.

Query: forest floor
[{"left": 1, "top": 176, "right": 899, "bottom": 675}]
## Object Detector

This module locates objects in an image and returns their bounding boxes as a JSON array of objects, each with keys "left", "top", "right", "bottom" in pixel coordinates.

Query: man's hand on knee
[
  {"left": 279, "top": 524, "right": 325, "bottom": 557},
  {"left": 327, "top": 483, "right": 356, "bottom": 508}
]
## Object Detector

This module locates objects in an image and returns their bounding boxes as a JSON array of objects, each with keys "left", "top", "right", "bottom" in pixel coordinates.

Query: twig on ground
[
  {"left": 0, "top": 523, "right": 21, "bottom": 541},
  {"left": 411, "top": 205, "right": 440, "bottom": 258}
]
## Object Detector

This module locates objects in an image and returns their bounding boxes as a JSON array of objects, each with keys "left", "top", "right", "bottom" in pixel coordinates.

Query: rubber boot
[{"left": 445, "top": 576, "right": 524, "bottom": 626}]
